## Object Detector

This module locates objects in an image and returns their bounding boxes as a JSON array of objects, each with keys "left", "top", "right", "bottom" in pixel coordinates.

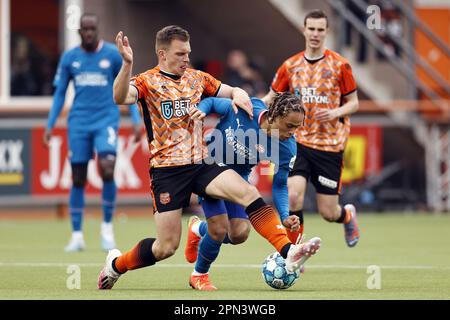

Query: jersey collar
[{"left": 258, "top": 110, "right": 268, "bottom": 127}]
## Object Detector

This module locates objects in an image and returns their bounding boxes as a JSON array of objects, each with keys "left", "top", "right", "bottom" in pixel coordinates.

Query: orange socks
[
  {"left": 113, "top": 238, "right": 157, "bottom": 274},
  {"left": 246, "top": 199, "right": 291, "bottom": 254}
]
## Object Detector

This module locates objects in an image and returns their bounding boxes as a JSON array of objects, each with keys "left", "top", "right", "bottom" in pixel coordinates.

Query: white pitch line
[{"left": 0, "top": 262, "right": 449, "bottom": 270}]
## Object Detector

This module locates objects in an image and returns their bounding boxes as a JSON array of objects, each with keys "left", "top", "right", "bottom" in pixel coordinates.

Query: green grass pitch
[{"left": 1, "top": 212, "right": 449, "bottom": 299}]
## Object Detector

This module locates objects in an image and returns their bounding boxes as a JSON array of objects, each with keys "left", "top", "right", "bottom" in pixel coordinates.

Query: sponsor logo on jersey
[
  {"left": 161, "top": 99, "right": 192, "bottom": 120},
  {"left": 75, "top": 72, "right": 108, "bottom": 86},
  {"left": 72, "top": 61, "right": 81, "bottom": 69},
  {"left": 301, "top": 87, "right": 329, "bottom": 104},
  {"left": 99, "top": 59, "right": 111, "bottom": 69}
]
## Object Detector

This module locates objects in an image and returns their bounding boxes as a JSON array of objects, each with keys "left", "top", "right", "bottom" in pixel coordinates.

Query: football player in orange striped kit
[{"left": 264, "top": 9, "right": 360, "bottom": 248}]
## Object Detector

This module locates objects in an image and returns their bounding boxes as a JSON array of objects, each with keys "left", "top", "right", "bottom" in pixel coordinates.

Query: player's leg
[
  {"left": 309, "top": 147, "right": 360, "bottom": 247},
  {"left": 287, "top": 175, "right": 307, "bottom": 243},
  {"left": 198, "top": 164, "right": 321, "bottom": 273},
  {"left": 286, "top": 143, "right": 311, "bottom": 243},
  {"left": 98, "top": 208, "right": 183, "bottom": 290},
  {"left": 187, "top": 198, "right": 228, "bottom": 291},
  {"left": 95, "top": 125, "right": 119, "bottom": 251},
  {"left": 98, "top": 165, "right": 193, "bottom": 289},
  {"left": 189, "top": 201, "right": 250, "bottom": 246},
  {"left": 65, "top": 127, "right": 93, "bottom": 252},
  {"left": 185, "top": 198, "right": 227, "bottom": 263},
  {"left": 224, "top": 201, "right": 251, "bottom": 245}
]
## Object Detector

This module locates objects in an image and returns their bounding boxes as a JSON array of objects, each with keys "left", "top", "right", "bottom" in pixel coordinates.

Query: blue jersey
[
  {"left": 47, "top": 41, "right": 140, "bottom": 130},
  {"left": 198, "top": 97, "right": 297, "bottom": 221}
]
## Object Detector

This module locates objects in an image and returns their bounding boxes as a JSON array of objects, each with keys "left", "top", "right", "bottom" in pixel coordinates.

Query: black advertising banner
[{"left": 0, "top": 129, "right": 31, "bottom": 195}]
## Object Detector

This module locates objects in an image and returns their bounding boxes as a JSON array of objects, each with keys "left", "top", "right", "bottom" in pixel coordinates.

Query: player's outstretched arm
[{"left": 114, "top": 31, "right": 137, "bottom": 105}]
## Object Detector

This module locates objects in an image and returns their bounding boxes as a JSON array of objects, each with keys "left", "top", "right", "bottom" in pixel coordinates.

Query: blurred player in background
[
  {"left": 97, "top": 25, "right": 320, "bottom": 291},
  {"left": 43, "top": 14, "right": 142, "bottom": 252},
  {"left": 184, "top": 93, "right": 320, "bottom": 290},
  {"left": 263, "top": 9, "right": 360, "bottom": 247}
]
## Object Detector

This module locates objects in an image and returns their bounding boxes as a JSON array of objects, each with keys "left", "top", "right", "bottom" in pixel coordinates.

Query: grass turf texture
[{"left": 1, "top": 212, "right": 449, "bottom": 299}]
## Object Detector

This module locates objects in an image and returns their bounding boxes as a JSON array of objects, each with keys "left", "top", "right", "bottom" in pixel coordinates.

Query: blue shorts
[
  {"left": 68, "top": 125, "right": 118, "bottom": 163},
  {"left": 201, "top": 197, "right": 249, "bottom": 220}
]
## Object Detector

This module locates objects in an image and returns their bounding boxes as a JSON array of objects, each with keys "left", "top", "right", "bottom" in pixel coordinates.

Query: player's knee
[
  {"left": 228, "top": 223, "right": 250, "bottom": 244},
  {"left": 156, "top": 242, "right": 179, "bottom": 259},
  {"left": 101, "top": 168, "right": 114, "bottom": 182},
  {"left": 71, "top": 163, "right": 88, "bottom": 188},
  {"left": 99, "top": 157, "right": 115, "bottom": 182},
  {"left": 207, "top": 224, "right": 228, "bottom": 241}
]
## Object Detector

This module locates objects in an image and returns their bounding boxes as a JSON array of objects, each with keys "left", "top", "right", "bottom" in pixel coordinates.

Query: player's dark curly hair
[
  {"left": 155, "top": 25, "right": 190, "bottom": 51},
  {"left": 267, "top": 92, "right": 305, "bottom": 124}
]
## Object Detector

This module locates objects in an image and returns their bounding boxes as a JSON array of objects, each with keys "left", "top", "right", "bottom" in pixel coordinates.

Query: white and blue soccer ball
[{"left": 261, "top": 252, "right": 300, "bottom": 289}]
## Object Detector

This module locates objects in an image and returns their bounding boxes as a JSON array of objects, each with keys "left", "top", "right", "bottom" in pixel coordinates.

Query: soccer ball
[{"left": 261, "top": 252, "right": 300, "bottom": 289}]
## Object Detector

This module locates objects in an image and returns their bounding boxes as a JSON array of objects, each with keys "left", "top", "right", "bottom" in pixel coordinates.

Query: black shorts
[
  {"left": 289, "top": 143, "right": 343, "bottom": 195},
  {"left": 150, "top": 162, "right": 230, "bottom": 213}
]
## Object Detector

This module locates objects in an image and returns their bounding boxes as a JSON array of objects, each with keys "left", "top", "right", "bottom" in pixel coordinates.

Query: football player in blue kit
[
  {"left": 185, "top": 92, "right": 321, "bottom": 290},
  {"left": 43, "top": 14, "right": 142, "bottom": 252}
]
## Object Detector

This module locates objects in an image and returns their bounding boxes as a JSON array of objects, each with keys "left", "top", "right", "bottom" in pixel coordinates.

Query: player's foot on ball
[
  {"left": 285, "top": 236, "right": 321, "bottom": 273},
  {"left": 189, "top": 273, "right": 218, "bottom": 291},
  {"left": 98, "top": 249, "right": 122, "bottom": 289},
  {"left": 344, "top": 204, "right": 360, "bottom": 247},
  {"left": 184, "top": 216, "right": 201, "bottom": 263}
]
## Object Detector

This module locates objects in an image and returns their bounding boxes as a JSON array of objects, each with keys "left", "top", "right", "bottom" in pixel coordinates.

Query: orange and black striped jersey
[
  {"left": 131, "top": 66, "right": 221, "bottom": 167},
  {"left": 271, "top": 49, "right": 357, "bottom": 152}
]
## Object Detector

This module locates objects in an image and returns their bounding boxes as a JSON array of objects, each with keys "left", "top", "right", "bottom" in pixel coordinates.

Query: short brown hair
[
  {"left": 155, "top": 25, "right": 190, "bottom": 51},
  {"left": 304, "top": 9, "right": 328, "bottom": 28}
]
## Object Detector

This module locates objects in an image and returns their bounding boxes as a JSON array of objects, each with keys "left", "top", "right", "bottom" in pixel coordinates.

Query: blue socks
[
  {"left": 69, "top": 186, "right": 84, "bottom": 231},
  {"left": 102, "top": 181, "right": 116, "bottom": 223},
  {"left": 69, "top": 180, "right": 116, "bottom": 232},
  {"left": 195, "top": 232, "right": 222, "bottom": 274}
]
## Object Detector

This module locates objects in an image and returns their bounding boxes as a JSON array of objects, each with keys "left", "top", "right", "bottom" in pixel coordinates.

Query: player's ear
[{"left": 157, "top": 49, "right": 166, "bottom": 61}]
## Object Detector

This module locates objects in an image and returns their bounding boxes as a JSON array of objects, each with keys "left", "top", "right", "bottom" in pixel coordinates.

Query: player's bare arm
[
  {"left": 217, "top": 84, "right": 253, "bottom": 119},
  {"left": 315, "top": 91, "right": 359, "bottom": 122},
  {"left": 113, "top": 31, "right": 138, "bottom": 105},
  {"left": 261, "top": 89, "right": 278, "bottom": 106}
]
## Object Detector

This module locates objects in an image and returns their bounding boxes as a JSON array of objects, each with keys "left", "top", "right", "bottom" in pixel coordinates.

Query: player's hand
[
  {"left": 282, "top": 215, "right": 300, "bottom": 231},
  {"left": 189, "top": 105, "right": 206, "bottom": 120},
  {"left": 43, "top": 129, "right": 52, "bottom": 147},
  {"left": 132, "top": 124, "right": 142, "bottom": 143},
  {"left": 314, "top": 108, "right": 339, "bottom": 122},
  {"left": 231, "top": 87, "right": 253, "bottom": 119},
  {"left": 116, "top": 31, "right": 133, "bottom": 64}
]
